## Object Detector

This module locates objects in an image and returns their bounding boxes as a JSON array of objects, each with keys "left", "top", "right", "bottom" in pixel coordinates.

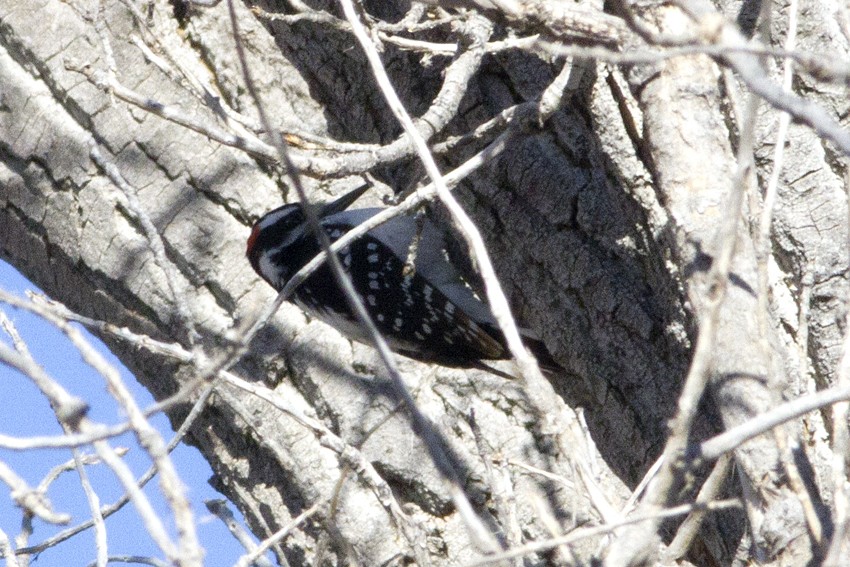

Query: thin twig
[
  {"left": 226, "top": 0, "right": 477, "bottom": 555},
  {"left": 121, "top": 0, "right": 261, "bottom": 135},
  {"left": 14, "top": 382, "right": 212, "bottom": 558},
  {"left": 338, "top": 0, "right": 539, "bottom": 382},
  {"left": 0, "top": 311, "right": 30, "bottom": 357},
  {"left": 0, "top": 344, "right": 178, "bottom": 562},
  {"left": 678, "top": 0, "right": 850, "bottom": 156},
  {"left": 89, "top": 145, "right": 198, "bottom": 346},
  {"left": 37, "top": 451, "right": 129, "bottom": 494},
  {"left": 621, "top": 455, "right": 664, "bottom": 517},
  {"left": 0, "top": 290, "right": 212, "bottom": 562},
  {"left": 231, "top": 500, "right": 324, "bottom": 567},
  {"left": 0, "top": 527, "right": 20, "bottom": 567},
  {"left": 466, "top": 498, "right": 741, "bottom": 566},
  {"left": 693, "top": 382, "right": 850, "bottom": 461},
  {"left": 469, "top": 413, "right": 523, "bottom": 566},
  {"left": 204, "top": 501, "right": 274, "bottom": 567},
  {"left": 29, "top": 294, "right": 201, "bottom": 566},
  {"left": 85, "top": 556, "right": 169, "bottom": 567},
  {"left": 662, "top": 454, "right": 732, "bottom": 562},
  {"left": 605, "top": 74, "right": 758, "bottom": 566},
  {"left": 752, "top": 0, "right": 824, "bottom": 544},
  {"left": 0, "top": 459, "right": 69, "bottom": 525},
  {"left": 278, "top": 127, "right": 518, "bottom": 303},
  {"left": 217, "top": 369, "right": 433, "bottom": 561},
  {"left": 72, "top": 447, "right": 108, "bottom": 567},
  {"left": 69, "top": 63, "right": 276, "bottom": 161}
]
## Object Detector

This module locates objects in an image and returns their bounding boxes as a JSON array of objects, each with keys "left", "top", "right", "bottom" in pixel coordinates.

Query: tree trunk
[{"left": 0, "top": 0, "right": 847, "bottom": 565}]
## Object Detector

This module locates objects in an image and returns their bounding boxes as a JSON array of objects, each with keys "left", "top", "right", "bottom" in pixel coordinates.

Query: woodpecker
[{"left": 246, "top": 184, "right": 553, "bottom": 367}]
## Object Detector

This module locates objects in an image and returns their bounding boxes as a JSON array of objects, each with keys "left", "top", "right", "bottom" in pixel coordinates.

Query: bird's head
[{"left": 247, "top": 183, "right": 371, "bottom": 287}]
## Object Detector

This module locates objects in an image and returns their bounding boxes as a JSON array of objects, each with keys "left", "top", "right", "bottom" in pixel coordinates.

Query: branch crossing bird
[{"left": 246, "top": 184, "right": 556, "bottom": 369}]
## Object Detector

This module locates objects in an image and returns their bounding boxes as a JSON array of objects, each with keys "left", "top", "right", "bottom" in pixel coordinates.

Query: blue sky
[{"left": 0, "top": 259, "right": 255, "bottom": 566}]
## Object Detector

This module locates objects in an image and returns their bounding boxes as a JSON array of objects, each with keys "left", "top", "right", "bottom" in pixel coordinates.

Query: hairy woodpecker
[{"left": 246, "top": 184, "right": 553, "bottom": 367}]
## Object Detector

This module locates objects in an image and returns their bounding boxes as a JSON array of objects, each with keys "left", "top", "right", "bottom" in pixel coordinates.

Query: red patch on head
[{"left": 246, "top": 224, "right": 260, "bottom": 257}]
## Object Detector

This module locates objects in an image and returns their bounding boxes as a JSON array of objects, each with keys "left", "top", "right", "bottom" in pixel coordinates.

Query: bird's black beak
[{"left": 319, "top": 183, "right": 371, "bottom": 217}]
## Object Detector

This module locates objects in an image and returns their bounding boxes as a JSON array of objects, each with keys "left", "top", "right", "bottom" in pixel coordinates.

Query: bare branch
[
  {"left": 229, "top": 499, "right": 324, "bottom": 567},
  {"left": 467, "top": 498, "right": 742, "bottom": 566},
  {"left": 204, "top": 500, "right": 274, "bottom": 567}
]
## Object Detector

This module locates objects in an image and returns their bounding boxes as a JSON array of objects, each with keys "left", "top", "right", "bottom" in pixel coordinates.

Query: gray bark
[{"left": 0, "top": 0, "right": 847, "bottom": 565}]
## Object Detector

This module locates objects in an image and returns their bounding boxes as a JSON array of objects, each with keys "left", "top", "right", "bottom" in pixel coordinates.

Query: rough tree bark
[{"left": 0, "top": 0, "right": 847, "bottom": 565}]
